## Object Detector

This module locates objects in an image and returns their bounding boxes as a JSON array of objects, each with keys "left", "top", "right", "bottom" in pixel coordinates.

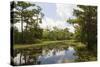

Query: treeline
[
  {"left": 67, "top": 5, "right": 97, "bottom": 53},
  {"left": 42, "top": 27, "right": 73, "bottom": 40},
  {"left": 12, "top": 26, "right": 73, "bottom": 44},
  {"left": 11, "top": 1, "right": 73, "bottom": 44},
  {"left": 12, "top": 26, "right": 43, "bottom": 44}
]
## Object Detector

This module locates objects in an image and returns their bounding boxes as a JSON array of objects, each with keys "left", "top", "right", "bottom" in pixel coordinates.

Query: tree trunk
[{"left": 21, "top": 10, "right": 24, "bottom": 44}]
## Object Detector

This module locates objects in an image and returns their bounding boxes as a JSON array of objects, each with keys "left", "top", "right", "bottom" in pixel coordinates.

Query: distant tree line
[{"left": 42, "top": 27, "right": 73, "bottom": 40}]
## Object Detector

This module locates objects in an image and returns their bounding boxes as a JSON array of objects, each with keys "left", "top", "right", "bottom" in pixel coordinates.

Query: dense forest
[
  {"left": 67, "top": 5, "right": 97, "bottom": 53},
  {"left": 11, "top": 1, "right": 97, "bottom": 65}
]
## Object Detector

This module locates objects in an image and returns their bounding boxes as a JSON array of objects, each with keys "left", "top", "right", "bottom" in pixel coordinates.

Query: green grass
[
  {"left": 14, "top": 40, "right": 85, "bottom": 49},
  {"left": 14, "top": 40, "right": 60, "bottom": 49}
]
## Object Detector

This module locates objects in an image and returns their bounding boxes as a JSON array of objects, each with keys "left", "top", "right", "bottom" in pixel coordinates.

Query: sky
[{"left": 15, "top": 2, "right": 77, "bottom": 33}]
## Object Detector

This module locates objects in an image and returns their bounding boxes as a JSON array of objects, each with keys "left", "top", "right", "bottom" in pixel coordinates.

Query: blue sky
[
  {"left": 15, "top": 2, "right": 77, "bottom": 33},
  {"left": 36, "top": 2, "right": 77, "bottom": 33}
]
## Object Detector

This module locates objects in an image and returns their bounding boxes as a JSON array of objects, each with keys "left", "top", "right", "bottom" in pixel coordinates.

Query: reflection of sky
[
  {"left": 13, "top": 47, "right": 78, "bottom": 65},
  {"left": 37, "top": 46, "right": 78, "bottom": 64},
  {"left": 15, "top": 2, "right": 77, "bottom": 33}
]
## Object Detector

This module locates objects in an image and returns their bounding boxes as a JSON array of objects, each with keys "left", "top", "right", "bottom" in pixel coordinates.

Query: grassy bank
[
  {"left": 14, "top": 40, "right": 86, "bottom": 49},
  {"left": 13, "top": 40, "right": 97, "bottom": 62}
]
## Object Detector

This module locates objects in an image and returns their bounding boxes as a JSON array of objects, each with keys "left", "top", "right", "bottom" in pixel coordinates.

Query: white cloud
[
  {"left": 39, "top": 4, "right": 76, "bottom": 33},
  {"left": 14, "top": 22, "right": 26, "bottom": 32},
  {"left": 39, "top": 17, "right": 75, "bottom": 33},
  {"left": 67, "top": 25, "right": 75, "bottom": 33},
  {"left": 39, "top": 17, "right": 65, "bottom": 29},
  {"left": 56, "top": 4, "right": 77, "bottom": 20}
]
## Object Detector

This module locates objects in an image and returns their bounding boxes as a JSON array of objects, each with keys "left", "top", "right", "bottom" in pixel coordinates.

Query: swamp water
[{"left": 12, "top": 46, "right": 78, "bottom": 65}]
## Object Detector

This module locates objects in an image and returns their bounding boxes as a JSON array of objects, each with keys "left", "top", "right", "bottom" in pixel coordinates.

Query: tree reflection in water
[{"left": 12, "top": 46, "right": 78, "bottom": 65}]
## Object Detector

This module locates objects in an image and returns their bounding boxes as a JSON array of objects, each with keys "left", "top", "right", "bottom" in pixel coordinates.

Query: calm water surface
[{"left": 13, "top": 46, "right": 78, "bottom": 65}]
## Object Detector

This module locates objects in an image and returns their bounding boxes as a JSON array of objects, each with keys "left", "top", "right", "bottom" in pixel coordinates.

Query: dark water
[{"left": 12, "top": 46, "right": 78, "bottom": 65}]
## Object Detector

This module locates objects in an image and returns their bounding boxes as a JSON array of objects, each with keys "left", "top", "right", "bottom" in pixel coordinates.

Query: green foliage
[
  {"left": 13, "top": 27, "right": 21, "bottom": 44},
  {"left": 67, "top": 5, "right": 97, "bottom": 52},
  {"left": 42, "top": 27, "right": 73, "bottom": 40},
  {"left": 11, "top": 1, "right": 74, "bottom": 44},
  {"left": 75, "top": 47, "right": 97, "bottom": 62},
  {"left": 11, "top": 1, "right": 44, "bottom": 44}
]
